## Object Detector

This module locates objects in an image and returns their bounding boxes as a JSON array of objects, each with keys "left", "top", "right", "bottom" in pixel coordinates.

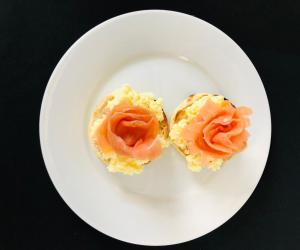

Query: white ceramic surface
[{"left": 40, "top": 10, "right": 271, "bottom": 246}]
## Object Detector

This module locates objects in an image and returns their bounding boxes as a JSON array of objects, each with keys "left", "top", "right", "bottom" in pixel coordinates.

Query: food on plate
[
  {"left": 169, "top": 93, "right": 252, "bottom": 171},
  {"left": 89, "top": 85, "right": 169, "bottom": 175}
]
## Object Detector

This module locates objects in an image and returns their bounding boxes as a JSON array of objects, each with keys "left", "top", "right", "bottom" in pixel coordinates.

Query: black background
[{"left": 6, "top": 0, "right": 300, "bottom": 249}]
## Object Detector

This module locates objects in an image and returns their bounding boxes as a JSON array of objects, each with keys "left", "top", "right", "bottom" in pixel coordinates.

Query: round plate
[{"left": 40, "top": 10, "right": 271, "bottom": 246}]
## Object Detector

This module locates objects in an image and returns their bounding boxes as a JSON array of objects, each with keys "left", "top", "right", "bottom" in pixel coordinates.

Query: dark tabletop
[{"left": 7, "top": 0, "right": 300, "bottom": 249}]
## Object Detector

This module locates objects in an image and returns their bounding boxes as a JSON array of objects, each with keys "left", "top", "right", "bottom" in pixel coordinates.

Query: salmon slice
[
  {"left": 96, "top": 100, "right": 162, "bottom": 160},
  {"left": 182, "top": 99, "right": 251, "bottom": 161}
]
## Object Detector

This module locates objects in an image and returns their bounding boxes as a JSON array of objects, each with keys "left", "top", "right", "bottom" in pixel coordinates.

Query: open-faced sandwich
[
  {"left": 170, "top": 93, "right": 252, "bottom": 171},
  {"left": 89, "top": 85, "right": 169, "bottom": 175}
]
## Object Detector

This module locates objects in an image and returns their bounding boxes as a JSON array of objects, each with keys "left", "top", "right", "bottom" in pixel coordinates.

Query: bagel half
[{"left": 89, "top": 85, "right": 169, "bottom": 175}]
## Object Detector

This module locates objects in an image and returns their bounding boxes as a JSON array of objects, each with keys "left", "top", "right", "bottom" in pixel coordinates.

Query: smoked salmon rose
[
  {"left": 170, "top": 93, "right": 252, "bottom": 171},
  {"left": 97, "top": 100, "right": 162, "bottom": 160},
  {"left": 182, "top": 99, "right": 251, "bottom": 163}
]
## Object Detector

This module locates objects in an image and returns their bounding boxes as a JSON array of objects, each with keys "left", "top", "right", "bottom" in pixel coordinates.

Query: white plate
[{"left": 40, "top": 10, "right": 271, "bottom": 246}]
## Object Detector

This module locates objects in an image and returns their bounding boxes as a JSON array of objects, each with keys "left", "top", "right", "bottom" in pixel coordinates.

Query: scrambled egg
[
  {"left": 91, "top": 85, "right": 168, "bottom": 175},
  {"left": 170, "top": 94, "right": 225, "bottom": 171},
  {"left": 106, "top": 84, "right": 165, "bottom": 122},
  {"left": 103, "top": 152, "right": 149, "bottom": 175}
]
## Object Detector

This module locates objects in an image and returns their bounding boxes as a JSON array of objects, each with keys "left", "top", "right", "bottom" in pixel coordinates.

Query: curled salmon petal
[
  {"left": 133, "top": 137, "right": 162, "bottom": 160},
  {"left": 96, "top": 117, "right": 112, "bottom": 153},
  {"left": 235, "top": 106, "right": 252, "bottom": 117}
]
